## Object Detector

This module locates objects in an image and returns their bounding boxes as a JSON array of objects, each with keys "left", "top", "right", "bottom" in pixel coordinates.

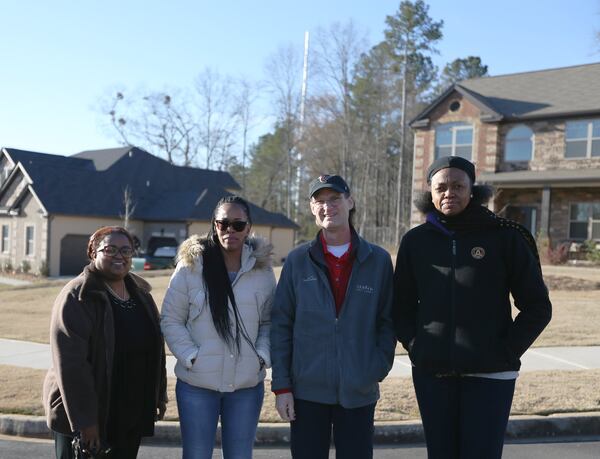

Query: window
[
  {"left": 435, "top": 122, "right": 473, "bottom": 160},
  {"left": 569, "top": 203, "right": 600, "bottom": 240},
  {"left": 1, "top": 225, "right": 8, "bottom": 253},
  {"left": 505, "top": 125, "right": 534, "bottom": 161},
  {"left": 25, "top": 225, "right": 34, "bottom": 256},
  {"left": 449, "top": 100, "right": 461, "bottom": 112},
  {"left": 506, "top": 206, "right": 537, "bottom": 235},
  {"left": 565, "top": 119, "right": 600, "bottom": 158}
]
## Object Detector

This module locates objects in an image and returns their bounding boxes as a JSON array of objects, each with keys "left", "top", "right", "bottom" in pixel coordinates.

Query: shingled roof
[
  {"left": 2, "top": 146, "right": 297, "bottom": 228},
  {"left": 411, "top": 62, "right": 600, "bottom": 126}
]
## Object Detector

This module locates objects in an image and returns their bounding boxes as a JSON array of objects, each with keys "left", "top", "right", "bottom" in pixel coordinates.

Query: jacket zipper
[
  {"left": 450, "top": 238, "right": 457, "bottom": 371},
  {"left": 314, "top": 263, "right": 340, "bottom": 402}
]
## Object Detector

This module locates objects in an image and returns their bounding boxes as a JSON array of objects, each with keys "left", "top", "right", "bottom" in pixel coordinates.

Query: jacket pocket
[
  {"left": 483, "top": 341, "right": 518, "bottom": 370},
  {"left": 407, "top": 336, "right": 420, "bottom": 364},
  {"left": 50, "top": 393, "right": 63, "bottom": 409},
  {"left": 187, "top": 290, "right": 207, "bottom": 323},
  {"left": 188, "top": 304, "right": 201, "bottom": 322}
]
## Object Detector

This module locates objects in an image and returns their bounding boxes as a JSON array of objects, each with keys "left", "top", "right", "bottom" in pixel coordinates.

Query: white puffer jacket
[{"left": 161, "top": 234, "right": 276, "bottom": 392}]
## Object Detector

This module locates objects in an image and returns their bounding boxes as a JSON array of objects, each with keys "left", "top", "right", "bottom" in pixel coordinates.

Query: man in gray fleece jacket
[{"left": 270, "top": 174, "right": 396, "bottom": 459}]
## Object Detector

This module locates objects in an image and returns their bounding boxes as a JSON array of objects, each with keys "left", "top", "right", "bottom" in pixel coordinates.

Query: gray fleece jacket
[{"left": 270, "top": 229, "right": 396, "bottom": 409}]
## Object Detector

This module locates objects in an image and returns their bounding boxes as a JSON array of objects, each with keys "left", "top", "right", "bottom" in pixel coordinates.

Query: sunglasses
[{"left": 215, "top": 220, "right": 248, "bottom": 232}]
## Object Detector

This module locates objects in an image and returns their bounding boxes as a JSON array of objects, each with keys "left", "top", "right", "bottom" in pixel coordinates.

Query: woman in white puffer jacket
[{"left": 161, "top": 196, "right": 276, "bottom": 459}]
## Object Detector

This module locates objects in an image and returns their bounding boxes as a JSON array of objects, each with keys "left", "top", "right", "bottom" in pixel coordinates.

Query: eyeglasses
[
  {"left": 311, "top": 196, "right": 343, "bottom": 209},
  {"left": 215, "top": 220, "right": 249, "bottom": 232},
  {"left": 97, "top": 245, "right": 134, "bottom": 258}
]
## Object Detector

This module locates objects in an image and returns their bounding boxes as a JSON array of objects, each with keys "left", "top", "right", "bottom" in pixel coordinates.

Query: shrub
[
  {"left": 583, "top": 240, "right": 600, "bottom": 264},
  {"left": 2, "top": 260, "right": 13, "bottom": 273},
  {"left": 39, "top": 260, "right": 49, "bottom": 277},
  {"left": 547, "top": 241, "right": 570, "bottom": 265},
  {"left": 20, "top": 260, "right": 31, "bottom": 274}
]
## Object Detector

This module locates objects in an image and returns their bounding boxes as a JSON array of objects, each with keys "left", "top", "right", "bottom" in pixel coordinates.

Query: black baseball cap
[{"left": 308, "top": 174, "right": 350, "bottom": 198}]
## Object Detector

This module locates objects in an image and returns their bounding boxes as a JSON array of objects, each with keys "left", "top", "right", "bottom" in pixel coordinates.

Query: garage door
[{"left": 60, "top": 234, "right": 90, "bottom": 276}]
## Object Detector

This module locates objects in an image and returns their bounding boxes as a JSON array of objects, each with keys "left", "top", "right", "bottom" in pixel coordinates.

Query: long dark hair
[{"left": 202, "top": 196, "right": 252, "bottom": 352}]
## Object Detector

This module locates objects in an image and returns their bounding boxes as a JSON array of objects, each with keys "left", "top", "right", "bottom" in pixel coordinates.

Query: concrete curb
[{"left": 2, "top": 413, "right": 599, "bottom": 445}]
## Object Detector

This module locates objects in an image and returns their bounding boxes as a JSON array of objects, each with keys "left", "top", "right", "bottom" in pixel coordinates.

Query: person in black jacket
[{"left": 393, "top": 156, "right": 551, "bottom": 459}]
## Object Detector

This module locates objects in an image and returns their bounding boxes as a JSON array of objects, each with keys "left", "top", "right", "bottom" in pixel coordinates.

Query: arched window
[
  {"left": 434, "top": 122, "right": 473, "bottom": 160},
  {"left": 505, "top": 125, "right": 534, "bottom": 161}
]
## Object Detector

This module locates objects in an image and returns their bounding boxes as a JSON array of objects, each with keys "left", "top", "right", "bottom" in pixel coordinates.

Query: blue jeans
[{"left": 176, "top": 379, "right": 264, "bottom": 459}]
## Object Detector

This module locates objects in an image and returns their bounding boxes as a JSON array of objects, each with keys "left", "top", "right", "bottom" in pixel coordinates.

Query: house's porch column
[{"left": 539, "top": 186, "right": 551, "bottom": 238}]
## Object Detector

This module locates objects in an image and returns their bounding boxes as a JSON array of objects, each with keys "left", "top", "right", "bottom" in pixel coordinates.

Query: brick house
[
  {"left": 409, "top": 63, "right": 600, "bottom": 247},
  {"left": 0, "top": 146, "right": 297, "bottom": 276}
]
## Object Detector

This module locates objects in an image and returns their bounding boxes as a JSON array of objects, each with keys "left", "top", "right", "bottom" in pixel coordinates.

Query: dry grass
[
  {"left": 0, "top": 365, "right": 48, "bottom": 416},
  {"left": 0, "top": 275, "right": 173, "bottom": 344},
  {"left": 534, "top": 290, "right": 600, "bottom": 347},
  {"left": 0, "top": 285, "right": 64, "bottom": 343},
  {"left": 4, "top": 365, "right": 599, "bottom": 421},
  {"left": 1, "top": 265, "right": 599, "bottom": 347}
]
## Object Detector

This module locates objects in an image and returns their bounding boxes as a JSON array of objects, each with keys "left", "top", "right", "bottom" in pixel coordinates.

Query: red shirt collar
[{"left": 319, "top": 231, "right": 352, "bottom": 258}]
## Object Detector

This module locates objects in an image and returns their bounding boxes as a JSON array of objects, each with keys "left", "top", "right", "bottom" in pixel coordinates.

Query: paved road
[
  {"left": 1, "top": 338, "right": 599, "bottom": 376},
  {"left": 1, "top": 436, "right": 599, "bottom": 458}
]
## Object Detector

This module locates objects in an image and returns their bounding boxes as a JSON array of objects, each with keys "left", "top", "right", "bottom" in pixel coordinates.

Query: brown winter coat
[{"left": 42, "top": 263, "right": 167, "bottom": 437}]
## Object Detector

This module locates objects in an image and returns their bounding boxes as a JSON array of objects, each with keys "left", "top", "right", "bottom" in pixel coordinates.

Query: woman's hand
[
  {"left": 275, "top": 393, "right": 296, "bottom": 421},
  {"left": 80, "top": 424, "right": 100, "bottom": 452}
]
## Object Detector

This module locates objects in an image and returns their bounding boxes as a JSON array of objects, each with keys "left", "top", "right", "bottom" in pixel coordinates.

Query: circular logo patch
[
  {"left": 318, "top": 175, "right": 331, "bottom": 183},
  {"left": 471, "top": 247, "right": 485, "bottom": 260}
]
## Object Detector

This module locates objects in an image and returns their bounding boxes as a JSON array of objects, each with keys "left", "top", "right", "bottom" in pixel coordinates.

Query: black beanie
[{"left": 426, "top": 156, "right": 476, "bottom": 184}]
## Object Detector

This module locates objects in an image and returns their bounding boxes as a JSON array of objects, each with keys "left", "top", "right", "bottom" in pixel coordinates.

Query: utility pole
[{"left": 294, "top": 31, "right": 310, "bottom": 222}]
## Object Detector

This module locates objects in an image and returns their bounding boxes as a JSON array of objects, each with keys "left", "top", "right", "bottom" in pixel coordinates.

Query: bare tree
[
  {"left": 107, "top": 91, "right": 132, "bottom": 146},
  {"left": 264, "top": 43, "right": 303, "bottom": 219},
  {"left": 121, "top": 185, "right": 137, "bottom": 231},
  {"left": 140, "top": 92, "right": 198, "bottom": 165},
  {"left": 311, "top": 21, "right": 367, "bottom": 179},
  {"left": 234, "top": 77, "right": 262, "bottom": 192},
  {"left": 194, "top": 68, "right": 239, "bottom": 170},
  {"left": 104, "top": 89, "right": 198, "bottom": 166}
]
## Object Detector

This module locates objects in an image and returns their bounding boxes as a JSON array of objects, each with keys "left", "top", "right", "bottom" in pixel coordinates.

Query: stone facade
[
  {"left": 546, "top": 188, "right": 600, "bottom": 242},
  {"left": 496, "top": 119, "right": 600, "bottom": 173}
]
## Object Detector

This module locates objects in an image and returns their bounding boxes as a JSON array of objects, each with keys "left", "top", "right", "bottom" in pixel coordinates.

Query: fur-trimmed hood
[{"left": 176, "top": 234, "right": 274, "bottom": 270}]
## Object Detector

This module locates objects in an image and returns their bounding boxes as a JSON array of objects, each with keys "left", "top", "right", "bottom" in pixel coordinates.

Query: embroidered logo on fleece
[
  {"left": 303, "top": 275, "right": 317, "bottom": 282},
  {"left": 356, "top": 284, "right": 374, "bottom": 294},
  {"left": 471, "top": 246, "right": 486, "bottom": 260}
]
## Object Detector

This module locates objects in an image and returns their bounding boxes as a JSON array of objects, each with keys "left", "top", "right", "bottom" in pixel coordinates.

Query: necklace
[{"left": 105, "top": 283, "right": 135, "bottom": 310}]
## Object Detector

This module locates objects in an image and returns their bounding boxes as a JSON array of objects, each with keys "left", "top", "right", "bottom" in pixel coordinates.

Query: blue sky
[{"left": 0, "top": 0, "right": 599, "bottom": 156}]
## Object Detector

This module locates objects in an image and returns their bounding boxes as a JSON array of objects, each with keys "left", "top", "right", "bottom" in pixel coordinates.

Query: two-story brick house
[{"left": 409, "top": 62, "right": 600, "bottom": 247}]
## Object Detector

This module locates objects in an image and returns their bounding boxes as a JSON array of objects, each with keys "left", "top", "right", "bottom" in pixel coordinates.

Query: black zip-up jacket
[{"left": 393, "top": 220, "right": 552, "bottom": 374}]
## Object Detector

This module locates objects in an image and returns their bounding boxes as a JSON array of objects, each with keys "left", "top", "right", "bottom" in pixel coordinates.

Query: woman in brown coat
[{"left": 43, "top": 226, "right": 167, "bottom": 458}]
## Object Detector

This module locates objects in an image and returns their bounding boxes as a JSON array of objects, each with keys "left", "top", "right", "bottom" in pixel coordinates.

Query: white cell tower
[{"left": 294, "top": 31, "right": 310, "bottom": 221}]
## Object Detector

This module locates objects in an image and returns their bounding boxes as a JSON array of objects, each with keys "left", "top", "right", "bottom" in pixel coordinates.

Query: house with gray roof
[
  {"left": 0, "top": 146, "right": 297, "bottom": 276},
  {"left": 409, "top": 62, "right": 600, "bottom": 249}
]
